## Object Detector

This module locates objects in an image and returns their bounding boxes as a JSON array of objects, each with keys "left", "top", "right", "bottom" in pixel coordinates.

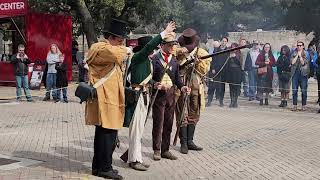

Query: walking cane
[{"left": 120, "top": 62, "right": 170, "bottom": 162}]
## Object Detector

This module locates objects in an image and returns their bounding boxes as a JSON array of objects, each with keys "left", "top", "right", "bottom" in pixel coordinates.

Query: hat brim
[
  {"left": 161, "top": 40, "right": 178, "bottom": 45},
  {"left": 102, "top": 30, "right": 129, "bottom": 39},
  {"left": 178, "top": 35, "right": 200, "bottom": 52}
]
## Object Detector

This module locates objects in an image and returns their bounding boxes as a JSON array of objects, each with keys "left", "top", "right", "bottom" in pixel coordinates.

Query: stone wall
[
  {"left": 76, "top": 30, "right": 315, "bottom": 53},
  {"left": 227, "top": 30, "right": 314, "bottom": 51}
]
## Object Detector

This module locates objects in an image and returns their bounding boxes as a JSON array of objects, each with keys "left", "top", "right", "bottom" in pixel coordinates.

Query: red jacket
[{"left": 255, "top": 52, "right": 275, "bottom": 80}]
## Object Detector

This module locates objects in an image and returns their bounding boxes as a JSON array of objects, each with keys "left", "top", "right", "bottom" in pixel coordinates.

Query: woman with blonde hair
[{"left": 43, "top": 44, "right": 61, "bottom": 101}]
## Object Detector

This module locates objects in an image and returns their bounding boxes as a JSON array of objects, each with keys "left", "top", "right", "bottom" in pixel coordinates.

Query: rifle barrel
[{"left": 199, "top": 44, "right": 252, "bottom": 59}]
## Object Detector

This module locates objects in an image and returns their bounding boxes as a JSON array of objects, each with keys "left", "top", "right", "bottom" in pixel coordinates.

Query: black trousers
[{"left": 92, "top": 125, "right": 117, "bottom": 171}]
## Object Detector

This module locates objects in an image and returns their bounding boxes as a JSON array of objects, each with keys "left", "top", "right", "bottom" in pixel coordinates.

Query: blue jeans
[
  {"left": 46, "top": 73, "right": 57, "bottom": 99},
  {"left": 248, "top": 68, "right": 258, "bottom": 98},
  {"left": 292, "top": 71, "right": 308, "bottom": 106},
  {"left": 15, "top": 75, "right": 32, "bottom": 100},
  {"left": 56, "top": 87, "right": 68, "bottom": 101}
]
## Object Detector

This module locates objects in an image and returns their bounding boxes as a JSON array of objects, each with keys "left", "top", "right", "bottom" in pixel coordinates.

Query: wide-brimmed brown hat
[{"left": 178, "top": 28, "right": 200, "bottom": 52}]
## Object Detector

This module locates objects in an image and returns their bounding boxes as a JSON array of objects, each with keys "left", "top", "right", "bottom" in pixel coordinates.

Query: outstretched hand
[{"left": 165, "top": 21, "right": 176, "bottom": 34}]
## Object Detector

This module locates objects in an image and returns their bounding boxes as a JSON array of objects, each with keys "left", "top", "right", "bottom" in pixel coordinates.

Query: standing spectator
[
  {"left": 244, "top": 40, "right": 260, "bottom": 101},
  {"left": 276, "top": 45, "right": 291, "bottom": 107},
  {"left": 43, "top": 44, "right": 61, "bottom": 101},
  {"left": 314, "top": 46, "right": 320, "bottom": 104},
  {"left": 206, "top": 40, "right": 220, "bottom": 107},
  {"left": 239, "top": 38, "right": 250, "bottom": 97},
  {"left": 72, "top": 40, "right": 79, "bottom": 65},
  {"left": 211, "top": 37, "right": 229, "bottom": 107},
  {"left": 226, "top": 43, "right": 242, "bottom": 108},
  {"left": 315, "top": 46, "right": 320, "bottom": 113},
  {"left": 307, "top": 44, "right": 318, "bottom": 78},
  {"left": 290, "top": 41, "right": 309, "bottom": 111},
  {"left": 55, "top": 54, "right": 68, "bottom": 103},
  {"left": 10, "top": 44, "right": 33, "bottom": 102},
  {"left": 255, "top": 43, "right": 276, "bottom": 106},
  {"left": 77, "top": 51, "right": 87, "bottom": 82}
]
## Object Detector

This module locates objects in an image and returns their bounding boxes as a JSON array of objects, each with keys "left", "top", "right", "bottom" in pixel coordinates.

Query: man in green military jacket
[{"left": 123, "top": 21, "right": 176, "bottom": 171}]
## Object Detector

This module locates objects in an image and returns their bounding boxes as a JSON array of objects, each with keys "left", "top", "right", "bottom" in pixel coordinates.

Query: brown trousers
[
  {"left": 175, "top": 92, "right": 200, "bottom": 127},
  {"left": 152, "top": 87, "right": 175, "bottom": 152}
]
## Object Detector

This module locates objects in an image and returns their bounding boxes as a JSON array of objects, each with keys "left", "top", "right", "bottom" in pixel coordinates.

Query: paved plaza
[{"left": 0, "top": 82, "right": 320, "bottom": 180}]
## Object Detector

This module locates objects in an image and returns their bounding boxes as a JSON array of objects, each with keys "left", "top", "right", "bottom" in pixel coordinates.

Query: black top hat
[
  {"left": 133, "top": 36, "right": 153, "bottom": 53},
  {"left": 102, "top": 18, "right": 129, "bottom": 39}
]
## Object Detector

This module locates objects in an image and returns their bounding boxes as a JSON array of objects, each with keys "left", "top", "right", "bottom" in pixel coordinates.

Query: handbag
[
  {"left": 279, "top": 72, "right": 291, "bottom": 82},
  {"left": 257, "top": 66, "right": 267, "bottom": 75},
  {"left": 75, "top": 64, "right": 116, "bottom": 103}
]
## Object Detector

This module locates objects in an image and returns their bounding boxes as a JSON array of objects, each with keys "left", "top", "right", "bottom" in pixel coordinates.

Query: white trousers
[{"left": 128, "top": 93, "right": 149, "bottom": 163}]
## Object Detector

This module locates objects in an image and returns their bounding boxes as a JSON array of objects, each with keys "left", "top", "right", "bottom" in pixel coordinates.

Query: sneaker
[
  {"left": 248, "top": 97, "right": 254, "bottom": 101},
  {"left": 153, "top": 150, "right": 161, "bottom": 161},
  {"left": 161, "top": 151, "right": 178, "bottom": 160},
  {"left": 129, "top": 162, "right": 148, "bottom": 171},
  {"left": 301, "top": 106, "right": 307, "bottom": 111},
  {"left": 63, "top": 99, "right": 68, "bottom": 103},
  {"left": 55, "top": 99, "right": 60, "bottom": 103},
  {"left": 27, "top": 99, "right": 34, "bottom": 102}
]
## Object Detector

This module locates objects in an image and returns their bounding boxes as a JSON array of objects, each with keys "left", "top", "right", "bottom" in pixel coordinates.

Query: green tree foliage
[{"left": 280, "top": 0, "right": 320, "bottom": 44}]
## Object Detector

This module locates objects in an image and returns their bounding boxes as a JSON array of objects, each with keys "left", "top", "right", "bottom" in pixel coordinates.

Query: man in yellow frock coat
[{"left": 85, "top": 19, "right": 130, "bottom": 180}]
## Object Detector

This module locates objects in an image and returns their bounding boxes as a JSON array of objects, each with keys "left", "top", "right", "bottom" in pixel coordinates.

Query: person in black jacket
[
  {"left": 276, "top": 45, "right": 291, "bottom": 107},
  {"left": 55, "top": 54, "right": 68, "bottom": 103},
  {"left": 226, "top": 43, "right": 242, "bottom": 108},
  {"left": 10, "top": 44, "right": 33, "bottom": 102},
  {"left": 211, "top": 37, "right": 230, "bottom": 107}
]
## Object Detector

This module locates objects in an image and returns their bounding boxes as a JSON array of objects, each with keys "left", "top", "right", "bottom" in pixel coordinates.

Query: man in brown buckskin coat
[{"left": 175, "top": 28, "right": 211, "bottom": 154}]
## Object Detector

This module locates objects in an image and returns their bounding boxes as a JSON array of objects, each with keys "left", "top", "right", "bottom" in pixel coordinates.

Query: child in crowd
[{"left": 55, "top": 54, "right": 68, "bottom": 103}]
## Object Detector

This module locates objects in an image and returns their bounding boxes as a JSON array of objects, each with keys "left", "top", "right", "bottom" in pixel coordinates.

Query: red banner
[{"left": 0, "top": 0, "right": 28, "bottom": 18}]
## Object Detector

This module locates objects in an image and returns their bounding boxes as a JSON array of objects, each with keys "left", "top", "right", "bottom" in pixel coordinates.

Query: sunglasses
[{"left": 297, "top": 45, "right": 303, "bottom": 47}]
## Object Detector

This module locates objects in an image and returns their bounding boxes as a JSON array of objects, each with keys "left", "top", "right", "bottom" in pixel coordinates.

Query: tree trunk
[{"left": 69, "top": 0, "right": 97, "bottom": 48}]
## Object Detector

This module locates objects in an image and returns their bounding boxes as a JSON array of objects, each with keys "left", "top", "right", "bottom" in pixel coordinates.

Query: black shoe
[
  {"left": 284, "top": 100, "right": 288, "bottom": 107},
  {"left": 219, "top": 100, "right": 224, "bottom": 107},
  {"left": 92, "top": 169, "right": 118, "bottom": 176},
  {"left": 43, "top": 96, "right": 50, "bottom": 101},
  {"left": 205, "top": 101, "right": 212, "bottom": 107},
  {"left": 259, "top": 99, "right": 263, "bottom": 106},
  {"left": 265, "top": 98, "right": 269, "bottom": 105},
  {"left": 248, "top": 97, "right": 254, "bottom": 101},
  {"left": 279, "top": 100, "right": 284, "bottom": 107},
  {"left": 96, "top": 169, "right": 122, "bottom": 179}
]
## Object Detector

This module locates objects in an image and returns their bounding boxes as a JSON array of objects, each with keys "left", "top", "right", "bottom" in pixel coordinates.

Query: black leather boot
[
  {"left": 229, "top": 93, "right": 234, "bottom": 108},
  {"left": 180, "top": 126, "right": 188, "bottom": 154},
  {"left": 187, "top": 124, "right": 203, "bottom": 151},
  {"left": 233, "top": 95, "right": 238, "bottom": 108},
  {"left": 265, "top": 98, "right": 269, "bottom": 105},
  {"left": 279, "top": 100, "right": 284, "bottom": 107},
  {"left": 284, "top": 100, "right": 288, "bottom": 107}
]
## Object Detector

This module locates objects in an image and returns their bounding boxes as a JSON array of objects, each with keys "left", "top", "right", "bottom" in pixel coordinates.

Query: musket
[
  {"left": 120, "top": 61, "right": 170, "bottom": 163},
  {"left": 172, "top": 44, "right": 252, "bottom": 146}
]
